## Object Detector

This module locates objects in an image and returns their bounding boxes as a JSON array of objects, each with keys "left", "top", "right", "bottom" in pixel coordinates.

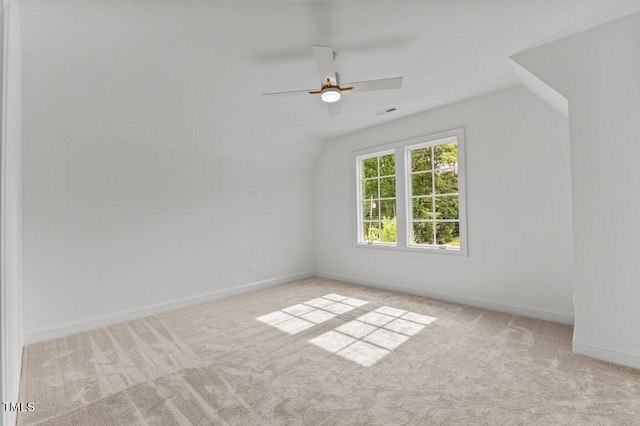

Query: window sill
[{"left": 355, "top": 242, "right": 466, "bottom": 256}]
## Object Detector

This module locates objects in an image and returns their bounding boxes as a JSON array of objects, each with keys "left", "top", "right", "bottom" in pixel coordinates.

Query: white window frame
[
  {"left": 353, "top": 128, "right": 467, "bottom": 256},
  {"left": 355, "top": 149, "right": 398, "bottom": 246}
]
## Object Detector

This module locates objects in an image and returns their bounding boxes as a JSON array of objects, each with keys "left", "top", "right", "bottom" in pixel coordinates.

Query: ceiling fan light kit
[
  {"left": 263, "top": 45, "right": 403, "bottom": 116},
  {"left": 320, "top": 87, "right": 341, "bottom": 103}
]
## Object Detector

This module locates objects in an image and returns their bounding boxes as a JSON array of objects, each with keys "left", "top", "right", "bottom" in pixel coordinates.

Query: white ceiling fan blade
[
  {"left": 312, "top": 45, "right": 337, "bottom": 86},
  {"left": 327, "top": 101, "right": 341, "bottom": 117},
  {"left": 344, "top": 77, "right": 404, "bottom": 92},
  {"left": 262, "top": 88, "right": 317, "bottom": 96}
]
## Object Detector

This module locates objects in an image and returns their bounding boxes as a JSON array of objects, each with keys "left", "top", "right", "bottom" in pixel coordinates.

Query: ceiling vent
[{"left": 375, "top": 107, "right": 397, "bottom": 116}]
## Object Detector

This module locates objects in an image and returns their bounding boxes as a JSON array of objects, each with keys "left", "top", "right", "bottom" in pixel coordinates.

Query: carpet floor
[{"left": 18, "top": 278, "right": 640, "bottom": 425}]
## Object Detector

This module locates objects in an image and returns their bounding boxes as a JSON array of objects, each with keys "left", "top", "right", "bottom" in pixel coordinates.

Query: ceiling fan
[{"left": 262, "top": 45, "right": 404, "bottom": 117}]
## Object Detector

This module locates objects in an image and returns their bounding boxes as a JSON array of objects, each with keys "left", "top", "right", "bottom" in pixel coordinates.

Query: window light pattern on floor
[
  {"left": 309, "top": 306, "right": 436, "bottom": 367},
  {"left": 256, "top": 294, "right": 369, "bottom": 335}
]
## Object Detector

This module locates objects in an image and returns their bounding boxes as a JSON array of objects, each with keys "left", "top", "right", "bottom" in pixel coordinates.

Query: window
[
  {"left": 357, "top": 151, "right": 397, "bottom": 244},
  {"left": 354, "top": 129, "right": 466, "bottom": 255},
  {"left": 408, "top": 140, "right": 460, "bottom": 249}
]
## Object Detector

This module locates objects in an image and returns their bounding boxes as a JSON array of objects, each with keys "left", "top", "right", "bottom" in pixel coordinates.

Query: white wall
[
  {"left": 0, "top": 0, "right": 23, "bottom": 425},
  {"left": 20, "top": 0, "right": 320, "bottom": 342},
  {"left": 22, "top": 123, "right": 315, "bottom": 340},
  {"left": 512, "top": 12, "right": 640, "bottom": 368},
  {"left": 314, "top": 85, "right": 574, "bottom": 323}
]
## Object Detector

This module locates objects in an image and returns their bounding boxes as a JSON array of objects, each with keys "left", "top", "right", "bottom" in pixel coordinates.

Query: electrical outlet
[{"left": 249, "top": 264, "right": 256, "bottom": 274}]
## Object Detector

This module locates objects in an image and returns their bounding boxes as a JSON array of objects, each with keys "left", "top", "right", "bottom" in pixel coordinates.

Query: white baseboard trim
[
  {"left": 24, "top": 271, "right": 314, "bottom": 344},
  {"left": 573, "top": 338, "right": 640, "bottom": 370},
  {"left": 314, "top": 270, "right": 574, "bottom": 325}
]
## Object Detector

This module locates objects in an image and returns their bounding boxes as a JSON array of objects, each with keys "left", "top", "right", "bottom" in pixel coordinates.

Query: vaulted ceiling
[{"left": 21, "top": 0, "right": 640, "bottom": 168}]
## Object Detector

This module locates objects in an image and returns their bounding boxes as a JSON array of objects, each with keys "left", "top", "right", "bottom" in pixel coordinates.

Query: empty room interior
[{"left": 2, "top": 0, "right": 640, "bottom": 425}]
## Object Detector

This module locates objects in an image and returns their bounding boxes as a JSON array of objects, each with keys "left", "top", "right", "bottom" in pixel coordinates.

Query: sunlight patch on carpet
[
  {"left": 309, "top": 306, "right": 437, "bottom": 367},
  {"left": 256, "top": 294, "right": 369, "bottom": 335}
]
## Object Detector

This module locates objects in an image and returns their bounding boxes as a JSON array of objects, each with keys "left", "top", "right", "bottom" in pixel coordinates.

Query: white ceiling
[{"left": 21, "top": 0, "right": 640, "bottom": 167}]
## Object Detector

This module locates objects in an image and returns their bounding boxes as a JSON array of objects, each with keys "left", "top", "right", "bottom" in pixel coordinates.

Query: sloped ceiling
[{"left": 21, "top": 0, "right": 640, "bottom": 168}]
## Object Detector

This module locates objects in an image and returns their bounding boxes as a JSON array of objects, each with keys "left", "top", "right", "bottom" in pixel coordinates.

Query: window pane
[
  {"left": 362, "top": 158, "right": 378, "bottom": 178},
  {"left": 379, "top": 154, "right": 395, "bottom": 176},
  {"left": 412, "top": 197, "right": 433, "bottom": 220},
  {"left": 435, "top": 196, "right": 459, "bottom": 220},
  {"left": 380, "top": 177, "right": 395, "bottom": 198},
  {"left": 362, "top": 201, "right": 379, "bottom": 220},
  {"left": 411, "top": 147, "right": 432, "bottom": 172},
  {"left": 380, "top": 217, "right": 397, "bottom": 243},
  {"left": 435, "top": 221, "right": 460, "bottom": 246},
  {"left": 412, "top": 222, "right": 434, "bottom": 245},
  {"left": 434, "top": 142, "right": 457, "bottom": 170},
  {"left": 379, "top": 199, "right": 396, "bottom": 219},
  {"left": 363, "top": 179, "right": 378, "bottom": 199},
  {"left": 412, "top": 173, "right": 432, "bottom": 196},
  {"left": 363, "top": 222, "right": 381, "bottom": 243},
  {"left": 435, "top": 170, "right": 458, "bottom": 194}
]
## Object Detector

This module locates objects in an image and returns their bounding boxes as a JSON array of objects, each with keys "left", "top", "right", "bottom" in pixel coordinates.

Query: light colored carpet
[{"left": 18, "top": 278, "right": 640, "bottom": 425}]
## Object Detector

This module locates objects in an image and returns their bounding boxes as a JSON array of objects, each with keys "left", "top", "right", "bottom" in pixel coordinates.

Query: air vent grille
[{"left": 375, "top": 107, "right": 397, "bottom": 116}]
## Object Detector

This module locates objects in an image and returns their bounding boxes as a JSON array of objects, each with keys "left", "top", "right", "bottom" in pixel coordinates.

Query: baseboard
[
  {"left": 24, "top": 271, "right": 314, "bottom": 345},
  {"left": 314, "top": 270, "right": 574, "bottom": 325},
  {"left": 573, "top": 338, "right": 640, "bottom": 370}
]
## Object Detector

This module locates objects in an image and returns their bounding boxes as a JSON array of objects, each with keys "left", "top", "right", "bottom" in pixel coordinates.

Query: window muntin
[
  {"left": 407, "top": 139, "right": 460, "bottom": 250},
  {"left": 358, "top": 151, "right": 397, "bottom": 244}
]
